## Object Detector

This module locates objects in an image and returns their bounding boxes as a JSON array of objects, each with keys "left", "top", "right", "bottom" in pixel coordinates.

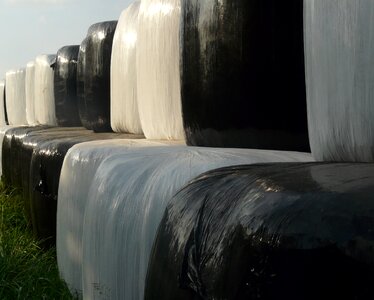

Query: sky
[{"left": 0, "top": 0, "right": 133, "bottom": 78}]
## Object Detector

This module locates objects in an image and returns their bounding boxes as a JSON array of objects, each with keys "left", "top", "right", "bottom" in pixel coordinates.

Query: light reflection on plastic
[
  {"left": 257, "top": 179, "right": 281, "bottom": 193},
  {"left": 123, "top": 31, "right": 137, "bottom": 48},
  {"left": 97, "top": 31, "right": 106, "bottom": 40},
  {"left": 59, "top": 56, "right": 69, "bottom": 64},
  {"left": 146, "top": 3, "right": 174, "bottom": 16}
]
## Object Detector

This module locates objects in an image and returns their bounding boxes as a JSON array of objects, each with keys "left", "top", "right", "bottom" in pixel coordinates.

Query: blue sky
[{"left": 0, "top": 0, "right": 133, "bottom": 78}]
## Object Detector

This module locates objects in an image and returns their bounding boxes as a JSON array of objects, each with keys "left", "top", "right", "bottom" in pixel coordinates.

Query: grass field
[{"left": 0, "top": 182, "right": 74, "bottom": 299}]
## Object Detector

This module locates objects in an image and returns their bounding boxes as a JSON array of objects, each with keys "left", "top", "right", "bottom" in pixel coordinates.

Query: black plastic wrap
[
  {"left": 1, "top": 126, "right": 91, "bottom": 187},
  {"left": 0, "top": 80, "right": 6, "bottom": 125},
  {"left": 2, "top": 125, "right": 51, "bottom": 186},
  {"left": 4, "top": 84, "right": 8, "bottom": 125},
  {"left": 1, "top": 126, "right": 93, "bottom": 222},
  {"left": 20, "top": 128, "right": 101, "bottom": 224},
  {"left": 77, "top": 21, "right": 117, "bottom": 132},
  {"left": 181, "top": 0, "right": 309, "bottom": 151},
  {"left": 54, "top": 45, "right": 82, "bottom": 127},
  {"left": 29, "top": 131, "right": 142, "bottom": 247},
  {"left": 77, "top": 38, "right": 90, "bottom": 129},
  {"left": 146, "top": 163, "right": 374, "bottom": 299}
]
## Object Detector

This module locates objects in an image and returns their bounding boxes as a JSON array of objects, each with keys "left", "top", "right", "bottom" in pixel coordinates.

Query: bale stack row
[{"left": 1, "top": 0, "right": 374, "bottom": 299}]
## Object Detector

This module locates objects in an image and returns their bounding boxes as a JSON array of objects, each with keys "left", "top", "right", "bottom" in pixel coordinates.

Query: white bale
[
  {"left": 111, "top": 2, "right": 143, "bottom": 134},
  {"left": 0, "top": 81, "right": 6, "bottom": 126},
  {"left": 56, "top": 138, "right": 184, "bottom": 296},
  {"left": 81, "top": 147, "right": 314, "bottom": 299},
  {"left": 25, "top": 61, "right": 37, "bottom": 125},
  {"left": 305, "top": 0, "right": 374, "bottom": 161},
  {"left": 137, "top": 0, "right": 184, "bottom": 140},
  {"left": 5, "top": 69, "right": 27, "bottom": 125},
  {"left": 34, "top": 55, "right": 57, "bottom": 126}
]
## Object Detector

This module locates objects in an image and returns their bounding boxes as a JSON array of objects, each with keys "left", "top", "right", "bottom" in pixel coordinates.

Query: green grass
[{"left": 0, "top": 182, "right": 74, "bottom": 299}]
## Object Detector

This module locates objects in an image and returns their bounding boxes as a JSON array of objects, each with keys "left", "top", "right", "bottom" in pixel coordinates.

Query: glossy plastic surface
[
  {"left": 57, "top": 138, "right": 183, "bottom": 296},
  {"left": 111, "top": 2, "right": 143, "bottom": 134},
  {"left": 5, "top": 69, "right": 27, "bottom": 125},
  {"left": 25, "top": 61, "right": 37, "bottom": 125},
  {"left": 146, "top": 163, "right": 374, "bottom": 299},
  {"left": 305, "top": 1, "right": 374, "bottom": 161},
  {"left": 0, "top": 127, "right": 95, "bottom": 223},
  {"left": 77, "top": 21, "right": 117, "bottom": 132},
  {"left": 2, "top": 125, "right": 52, "bottom": 186},
  {"left": 80, "top": 147, "right": 313, "bottom": 299},
  {"left": 0, "top": 125, "right": 15, "bottom": 177},
  {"left": 3, "top": 83, "right": 8, "bottom": 125},
  {"left": 34, "top": 55, "right": 57, "bottom": 126},
  {"left": 0, "top": 81, "right": 6, "bottom": 126},
  {"left": 54, "top": 45, "right": 82, "bottom": 127},
  {"left": 29, "top": 131, "right": 143, "bottom": 247},
  {"left": 137, "top": 0, "right": 184, "bottom": 140},
  {"left": 181, "top": 0, "right": 309, "bottom": 150}
]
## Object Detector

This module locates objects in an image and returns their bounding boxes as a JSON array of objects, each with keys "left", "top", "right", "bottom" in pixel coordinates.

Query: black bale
[
  {"left": 181, "top": 0, "right": 309, "bottom": 151},
  {"left": 29, "top": 131, "right": 143, "bottom": 247},
  {"left": 1, "top": 125, "right": 50, "bottom": 186},
  {"left": 54, "top": 45, "right": 82, "bottom": 127},
  {"left": 77, "top": 21, "right": 117, "bottom": 132},
  {"left": 146, "top": 163, "right": 374, "bottom": 300},
  {"left": 1, "top": 126, "right": 87, "bottom": 222}
]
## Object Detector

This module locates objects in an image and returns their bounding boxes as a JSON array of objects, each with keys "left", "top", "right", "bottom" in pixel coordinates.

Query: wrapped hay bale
[
  {"left": 77, "top": 21, "right": 117, "bottom": 132},
  {"left": 3, "top": 82, "right": 8, "bottom": 125},
  {"left": 34, "top": 54, "right": 57, "bottom": 126},
  {"left": 54, "top": 45, "right": 82, "bottom": 127},
  {"left": 57, "top": 138, "right": 183, "bottom": 296},
  {"left": 137, "top": 0, "right": 184, "bottom": 140},
  {"left": 0, "top": 125, "right": 15, "bottom": 177},
  {"left": 80, "top": 147, "right": 313, "bottom": 299},
  {"left": 0, "top": 126, "right": 92, "bottom": 222},
  {"left": 0, "top": 91, "right": 9, "bottom": 179},
  {"left": 1, "top": 125, "right": 51, "bottom": 186},
  {"left": 25, "top": 61, "right": 37, "bottom": 125},
  {"left": 146, "top": 163, "right": 374, "bottom": 299},
  {"left": 29, "top": 131, "right": 143, "bottom": 247},
  {"left": 136, "top": 0, "right": 308, "bottom": 150},
  {"left": 16, "top": 127, "right": 88, "bottom": 221},
  {"left": 5, "top": 69, "right": 27, "bottom": 125},
  {"left": 0, "top": 80, "right": 6, "bottom": 126},
  {"left": 111, "top": 2, "right": 143, "bottom": 134},
  {"left": 181, "top": 0, "right": 309, "bottom": 150},
  {"left": 305, "top": 0, "right": 374, "bottom": 161}
]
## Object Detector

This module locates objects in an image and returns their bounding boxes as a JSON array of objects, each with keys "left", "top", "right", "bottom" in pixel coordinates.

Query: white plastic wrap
[
  {"left": 0, "top": 81, "right": 6, "bottom": 126},
  {"left": 5, "top": 69, "right": 27, "bottom": 125},
  {"left": 111, "top": 2, "right": 143, "bottom": 134},
  {"left": 81, "top": 147, "right": 314, "bottom": 299},
  {"left": 34, "top": 55, "right": 57, "bottom": 126},
  {"left": 305, "top": 0, "right": 374, "bottom": 162},
  {"left": 25, "top": 61, "right": 37, "bottom": 125},
  {"left": 137, "top": 0, "right": 184, "bottom": 140},
  {"left": 56, "top": 138, "right": 184, "bottom": 296}
]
